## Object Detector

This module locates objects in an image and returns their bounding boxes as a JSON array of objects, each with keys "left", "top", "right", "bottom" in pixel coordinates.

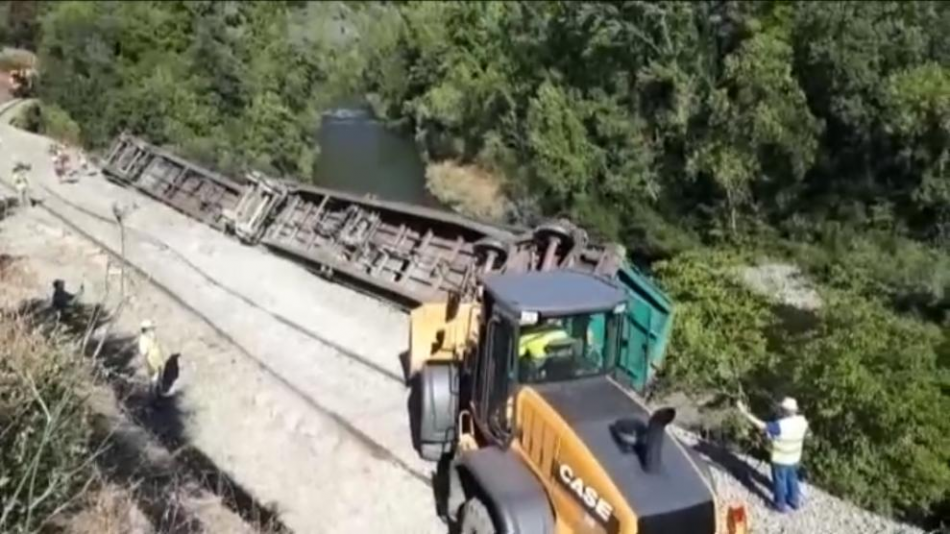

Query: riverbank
[{"left": 424, "top": 160, "right": 509, "bottom": 222}]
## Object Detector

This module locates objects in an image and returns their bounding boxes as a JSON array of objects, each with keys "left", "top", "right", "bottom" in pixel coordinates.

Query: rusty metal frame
[{"left": 100, "top": 134, "right": 626, "bottom": 305}]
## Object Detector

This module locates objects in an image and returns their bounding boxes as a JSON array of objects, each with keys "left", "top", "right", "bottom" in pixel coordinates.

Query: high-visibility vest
[
  {"left": 519, "top": 326, "right": 570, "bottom": 359},
  {"left": 138, "top": 333, "right": 166, "bottom": 375},
  {"left": 770, "top": 415, "right": 808, "bottom": 465}
]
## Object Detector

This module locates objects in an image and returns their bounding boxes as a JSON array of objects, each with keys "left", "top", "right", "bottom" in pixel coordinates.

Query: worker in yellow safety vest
[
  {"left": 519, "top": 320, "right": 571, "bottom": 361},
  {"left": 138, "top": 319, "right": 168, "bottom": 400},
  {"left": 737, "top": 397, "right": 809, "bottom": 513},
  {"left": 12, "top": 162, "right": 30, "bottom": 207}
]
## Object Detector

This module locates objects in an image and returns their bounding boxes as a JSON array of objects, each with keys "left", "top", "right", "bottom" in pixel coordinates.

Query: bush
[
  {"left": 782, "top": 292, "right": 950, "bottom": 517},
  {"left": 425, "top": 161, "right": 508, "bottom": 222},
  {"left": 792, "top": 230, "right": 949, "bottom": 324},
  {"left": 655, "top": 247, "right": 950, "bottom": 519},
  {"left": 12, "top": 102, "right": 82, "bottom": 146},
  {"left": 653, "top": 249, "right": 777, "bottom": 393}
]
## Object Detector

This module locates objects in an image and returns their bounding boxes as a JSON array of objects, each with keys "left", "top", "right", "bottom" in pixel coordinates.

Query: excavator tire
[
  {"left": 460, "top": 496, "right": 496, "bottom": 534},
  {"left": 416, "top": 362, "right": 459, "bottom": 461}
]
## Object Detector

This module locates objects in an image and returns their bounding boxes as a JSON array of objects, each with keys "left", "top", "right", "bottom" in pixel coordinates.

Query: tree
[
  {"left": 525, "top": 80, "right": 602, "bottom": 206},
  {"left": 688, "top": 30, "right": 821, "bottom": 234},
  {"left": 0, "top": 0, "right": 46, "bottom": 49},
  {"left": 653, "top": 249, "right": 776, "bottom": 392},
  {"left": 881, "top": 63, "right": 950, "bottom": 242}
]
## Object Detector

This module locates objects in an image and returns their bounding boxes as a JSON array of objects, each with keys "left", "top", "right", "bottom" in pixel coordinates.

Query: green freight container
[{"left": 615, "top": 264, "right": 674, "bottom": 392}]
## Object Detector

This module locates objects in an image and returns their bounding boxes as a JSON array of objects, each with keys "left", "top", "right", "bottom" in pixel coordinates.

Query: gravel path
[{"left": 671, "top": 428, "right": 926, "bottom": 534}]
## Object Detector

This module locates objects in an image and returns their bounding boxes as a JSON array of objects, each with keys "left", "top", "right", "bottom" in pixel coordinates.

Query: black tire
[
  {"left": 460, "top": 496, "right": 496, "bottom": 534},
  {"left": 416, "top": 363, "right": 458, "bottom": 460}
]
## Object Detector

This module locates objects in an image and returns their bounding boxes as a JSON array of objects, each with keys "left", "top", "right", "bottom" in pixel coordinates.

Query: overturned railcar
[
  {"left": 101, "top": 134, "right": 623, "bottom": 304},
  {"left": 103, "top": 133, "right": 243, "bottom": 230},
  {"left": 101, "top": 133, "right": 674, "bottom": 388}
]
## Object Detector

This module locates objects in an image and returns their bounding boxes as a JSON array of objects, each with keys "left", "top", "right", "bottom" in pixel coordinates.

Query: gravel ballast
[{"left": 671, "top": 428, "right": 927, "bottom": 534}]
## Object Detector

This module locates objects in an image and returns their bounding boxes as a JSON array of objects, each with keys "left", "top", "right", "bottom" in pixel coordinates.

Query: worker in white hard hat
[
  {"left": 12, "top": 162, "right": 30, "bottom": 207},
  {"left": 138, "top": 319, "right": 167, "bottom": 400},
  {"left": 737, "top": 396, "right": 809, "bottom": 513}
]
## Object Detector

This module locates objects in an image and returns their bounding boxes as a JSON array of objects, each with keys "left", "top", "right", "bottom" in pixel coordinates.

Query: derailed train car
[
  {"left": 102, "top": 133, "right": 672, "bottom": 390},
  {"left": 102, "top": 133, "right": 623, "bottom": 304},
  {"left": 103, "top": 134, "right": 244, "bottom": 230}
]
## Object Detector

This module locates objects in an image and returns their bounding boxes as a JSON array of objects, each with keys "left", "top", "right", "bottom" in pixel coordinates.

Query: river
[{"left": 313, "top": 108, "right": 443, "bottom": 208}]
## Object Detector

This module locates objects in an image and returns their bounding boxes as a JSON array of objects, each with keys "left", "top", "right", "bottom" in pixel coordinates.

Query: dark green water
[{"left": 313, "top": 108, "right": 443, "bottom": 208}]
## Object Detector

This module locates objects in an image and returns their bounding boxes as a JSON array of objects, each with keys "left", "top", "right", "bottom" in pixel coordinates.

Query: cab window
[{"left": 517, "top": 312, "right": 619, "bottom": 383}]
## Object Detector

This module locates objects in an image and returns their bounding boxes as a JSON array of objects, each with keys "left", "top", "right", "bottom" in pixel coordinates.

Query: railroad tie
[
  {"left": 402, "top": 229, "right": 433, "bottom": 283},
  {"left": 291, "top": 201, "right": 316, "bottom": 243},
  {"left": 431, "top": 235, "right": 463, "bottom": 291}
]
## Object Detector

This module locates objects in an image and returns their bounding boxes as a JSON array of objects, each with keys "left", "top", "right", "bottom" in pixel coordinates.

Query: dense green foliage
[
  {"left": 655, "top": 250, "right": 950, "bottom": 518},
  {"left": 359, "top": 2, "right": 950, "bottom": 254},
  {"left": 14, "top": 101, "right": 81, "bottom": 145},
  {"left": 3, "top": 0, "right": 949, "bottom": 523},
  {"left": 11, "top": 1, "right": 377, "bottom": 178}
]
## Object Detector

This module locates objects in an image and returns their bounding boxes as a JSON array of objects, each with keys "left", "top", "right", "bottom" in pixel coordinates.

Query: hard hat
[
  {"left": 780, "top": 397, "right": 799, "bottom": 413},
  {"left": 140, "top": 319, "right": 155, "bottom": 331}
]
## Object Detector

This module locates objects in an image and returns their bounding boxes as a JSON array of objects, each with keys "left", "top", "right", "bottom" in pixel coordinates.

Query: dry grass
[
  {"left": 0, "top": 264, "right": 100, "bottom": 533},
  {"left": 63, "top": 484, "right": 151, "bottom": 534},
  {"left": 425, "top": 160, "right": 509, "bottom": 222}
]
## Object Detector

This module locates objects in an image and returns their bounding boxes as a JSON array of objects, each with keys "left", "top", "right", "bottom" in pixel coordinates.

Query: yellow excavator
[{"left": 410, "top": 270, "right": 748, "bottom": 534}]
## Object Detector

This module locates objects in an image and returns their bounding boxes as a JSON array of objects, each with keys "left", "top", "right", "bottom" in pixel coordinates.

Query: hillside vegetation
[{"left": 2, "top": 0, "right": 948, "bottom": 525}]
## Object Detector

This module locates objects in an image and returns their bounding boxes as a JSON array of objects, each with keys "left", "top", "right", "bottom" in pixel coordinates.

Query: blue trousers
[{"left": 771, "top": 463, "right": 801, "bottom": 510}]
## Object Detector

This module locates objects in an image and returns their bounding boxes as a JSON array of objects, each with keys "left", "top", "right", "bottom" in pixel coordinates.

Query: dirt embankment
[
  {"left": 425, "top": 161, "right": 509, "bottom": 222},
  {"left": 0, "top": 233, "right": 270, "bottom": 533}
]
